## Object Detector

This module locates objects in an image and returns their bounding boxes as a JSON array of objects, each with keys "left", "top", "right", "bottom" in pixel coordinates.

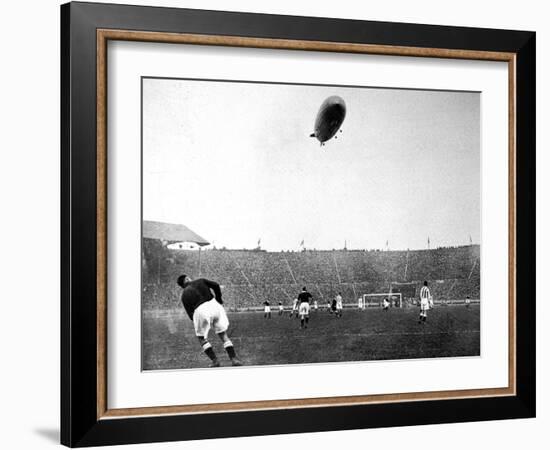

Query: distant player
[
  {"left": 465, "top": 296, "right": 471, "bottom": 308},
  {"left": 335, "top": 292, "right": 343, "bottom": 317},
  {"left": 331, "top": 298, "right": 337, "bottom": 314},
  {"left": 327, "top": 300, "right": 333, "bottom": 312},
  {"left": 313, "top": 299, "right": 319, "bottom": 311},
  {"left": 278, "top": 301, "right": 284, "bottom": 315},
  {"left": 382, "top": 297, "right": 390, "bottom": 311},
  {"left": 418, "top": 281, "right": 432, "bottom": 324},
  {"left": 290, "top": 297, "right": 299, "bottom": 318},
  {"left": 298, "top": 287, "right": 312, "bottom": 328},
  {"left": 263, "top": 300, "right": 271, "bottom": 319},
  {"left": 177, "top": 274, "right": 242, "bottom": 367},
  {"left": 358, "top": 296, "right": 364, "bottom": 310}
]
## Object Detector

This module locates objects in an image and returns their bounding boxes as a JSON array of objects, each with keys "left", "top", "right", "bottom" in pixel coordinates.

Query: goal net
[
  {"left": 362, "top": 292, "right": 403, "bottom": 308},
  {"left": 390, "top": 282, "right": 417, "bottom": 301}
]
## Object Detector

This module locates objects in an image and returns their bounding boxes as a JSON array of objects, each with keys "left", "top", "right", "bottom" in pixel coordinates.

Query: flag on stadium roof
[{"left": 143, "top": 220, "right": 210, "bottom": 246}]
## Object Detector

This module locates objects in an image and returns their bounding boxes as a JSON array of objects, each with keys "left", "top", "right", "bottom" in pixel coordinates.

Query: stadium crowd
[{"left": 142, "top": 244, "right": 480, "bottom": 311}]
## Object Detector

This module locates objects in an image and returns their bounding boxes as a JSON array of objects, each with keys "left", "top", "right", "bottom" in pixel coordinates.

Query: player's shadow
[{"left": 34, "top": 428, "right": 59, "bottom": 443}]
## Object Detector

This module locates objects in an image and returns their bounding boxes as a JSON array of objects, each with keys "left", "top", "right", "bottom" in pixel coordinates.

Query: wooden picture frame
[{"left": 61, "top": 1, "right": 535, "bottom": 447}]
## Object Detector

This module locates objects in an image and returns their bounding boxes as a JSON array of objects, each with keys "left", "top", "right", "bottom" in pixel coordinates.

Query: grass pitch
[{"left": 143, "top": 304, "right": 480, "bottom": 370}]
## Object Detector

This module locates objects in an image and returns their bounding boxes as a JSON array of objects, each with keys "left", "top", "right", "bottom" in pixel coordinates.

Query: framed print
[{"left": 60, "top": 1, "right": 536, "bottom": 447}]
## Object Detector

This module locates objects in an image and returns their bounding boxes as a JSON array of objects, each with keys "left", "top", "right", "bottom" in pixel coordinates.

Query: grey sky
[{"left": 142, "top": 78, "right": 480, "bottom": 251}]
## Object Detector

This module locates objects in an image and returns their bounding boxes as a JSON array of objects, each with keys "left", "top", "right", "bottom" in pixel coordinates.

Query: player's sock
[
  {"left": 300, "top": 318, "right": 304, "bottom": 328},
  {"left": 202, "top": 342, "right": 218, "bottom": 363},
  {"left": 223, "top": 340, "right": 237, "bottom": 358},
  {"left": 223, "top": 340, "right": 243, "bottom": 366}
]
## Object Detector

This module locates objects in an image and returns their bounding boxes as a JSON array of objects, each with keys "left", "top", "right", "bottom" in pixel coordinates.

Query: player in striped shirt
[
  {"left": 418, "top": 281, "right": 433, "bottom": 324},
  {"left": 335, "top": 292, "right": 343, "bottom": 318},
  {"left": 289, "top": 297, "right": 299, "bottom": 318}
]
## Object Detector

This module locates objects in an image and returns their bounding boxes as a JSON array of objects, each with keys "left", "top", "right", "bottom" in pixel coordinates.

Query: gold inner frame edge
[{"left": 95, "top": 29, "right": 517, "bottom": 420}]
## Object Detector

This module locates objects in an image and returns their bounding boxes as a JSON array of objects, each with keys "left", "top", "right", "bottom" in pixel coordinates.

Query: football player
[
  {"left": 335, "top": 292, "right": 343, "bottom": 317},
  {"left": 298, "top": 287, "right": 312, "bottom": 329},
  {"left": 418, "top": 281, "right": 432, "bottom": 324},
  {"left": 177, "top": 274, "right": 242, "bottom": 367},
  {"left": 263, "top": 300, "right": 271, "bottom": 319},
  {"left": 289, "top": 297, "right": 299, "bottom": 318}
]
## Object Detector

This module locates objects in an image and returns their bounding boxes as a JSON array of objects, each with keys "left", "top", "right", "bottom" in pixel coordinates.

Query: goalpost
[{"left": 362, "top": 292, "right": 403, "bottom": 308}]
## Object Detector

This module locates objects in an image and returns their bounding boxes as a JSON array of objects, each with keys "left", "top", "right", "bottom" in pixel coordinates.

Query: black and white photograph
[{"left": 141, "top": 77, "right": 481, "bottom": 371}]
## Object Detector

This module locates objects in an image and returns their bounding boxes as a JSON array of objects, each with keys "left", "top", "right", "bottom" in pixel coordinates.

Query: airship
[{"left": 310, "top": 95, "right": 346, "bottom": 146}]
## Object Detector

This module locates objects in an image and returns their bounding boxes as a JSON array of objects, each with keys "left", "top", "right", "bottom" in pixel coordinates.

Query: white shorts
[
  {"left": 193, "top": 299, "right": 229, "bottom": 337},
  {"left": 298, "top": 302, "right": 310, "bottom": 317},
  {"left": 420, "top": 299, "right": 430, "bottom": 312},
  {"left": 336, "top": 303, "right": 343, "bottom": 310},
  {"left": 264, "top": 306, "right": 271, "bottom": 313}
]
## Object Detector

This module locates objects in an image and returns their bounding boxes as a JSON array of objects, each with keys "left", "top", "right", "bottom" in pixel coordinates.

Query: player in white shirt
[
  {"left": 418, "top": 281, "right": 433, "bottom": 323},
  {"left": 382, "top": 297, "right": 390, "bottom": 311},
  {"left": 313, "top": 299, "right": 318, "bottom": 311},
  {"left": 278, "top": 301, "right": 284, "bottom": 316},
  {"left": 289, "top": 297, "right": 299, "bottom": 318},
  {"left": 358, "top": 296, "right": 364, "bottom": 310},
  {"left": 335, "top": 292, "right": 343, "bottom": 318}
]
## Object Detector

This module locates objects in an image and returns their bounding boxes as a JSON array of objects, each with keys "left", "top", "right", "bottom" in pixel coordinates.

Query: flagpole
[{"left": 198, "top": 246, "right": 202, "bottom": 276}]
